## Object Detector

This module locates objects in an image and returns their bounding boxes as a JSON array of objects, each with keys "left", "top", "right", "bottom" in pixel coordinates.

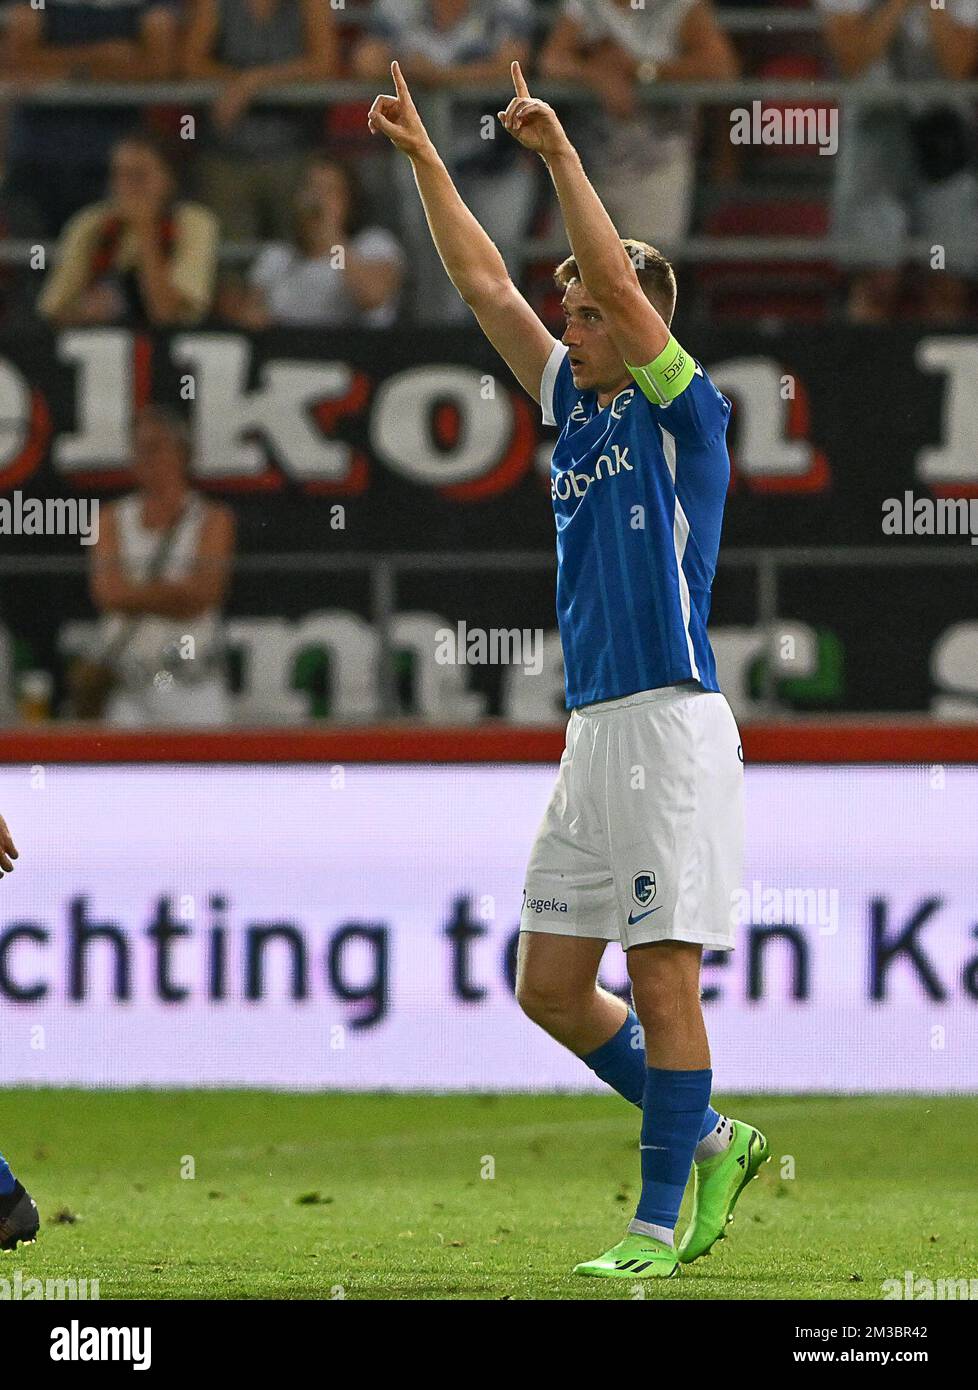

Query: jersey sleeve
[
  {"left": 540, "top": 341, "right": 574, "bottom": 428},
  {"left": 626, "top": 338, "right": 730, "bottom": 444}
]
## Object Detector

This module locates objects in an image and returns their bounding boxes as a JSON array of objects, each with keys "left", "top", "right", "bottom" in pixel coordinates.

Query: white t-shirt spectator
[
  {"left": 369, "top": 0, "right": 533, "bottom": 172},
  {"left": 565, "top": 0, "right": 697, "bottom": 65},
  {"left": 250, "top": 228, "right": 405, "bottom": 327},
  {"left": 562, "top": 0, "right": 699, "bottom": 170}
]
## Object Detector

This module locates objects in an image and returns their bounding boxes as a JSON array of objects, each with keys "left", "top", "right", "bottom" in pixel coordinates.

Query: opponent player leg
[{"left": 0, "top": 1150, "right": 39, "bottom": 1251}]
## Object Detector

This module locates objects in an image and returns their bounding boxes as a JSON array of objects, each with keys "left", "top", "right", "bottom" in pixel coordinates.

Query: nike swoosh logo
[
  {"left": 639, "top": 1144, "right": 669, "bottom": 1151},
  {"left": 627, "top": 907, "right": 660, "bottom": 925}
]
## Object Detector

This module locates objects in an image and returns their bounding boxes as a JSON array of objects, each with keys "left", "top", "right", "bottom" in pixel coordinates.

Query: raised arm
[
  {"left": 367, "top": 62, "right": 557, "bottom": 405},
  {"left": 498, "top": 63, "right": 669, "bottom": 369}
]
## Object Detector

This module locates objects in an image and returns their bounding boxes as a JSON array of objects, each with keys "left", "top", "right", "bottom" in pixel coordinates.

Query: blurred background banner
[
  {"left": 0, "top": 760, "right": 975, "bottom": 1093},
  {"left": 2, "top": 326, "right": 978, "bottom": 722},
  {"left": 4, "top": 325, "right": 978, "bottom": 554}
]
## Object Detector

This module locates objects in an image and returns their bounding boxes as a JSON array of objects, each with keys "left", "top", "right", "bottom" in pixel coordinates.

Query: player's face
[{"left": 560, "top": 283, "right": 631, "bottom": 398}]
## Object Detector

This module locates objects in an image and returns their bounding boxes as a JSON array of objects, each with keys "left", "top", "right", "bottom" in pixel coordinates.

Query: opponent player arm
[
  {"left": 368, "top": 62, "right": 557, "bottom": 404},
  {"left": 0, "top": 816, "right": 17, "bottom": 878},
  {"left": 499, "top": 63, "right": 692, "bottom": 400}
]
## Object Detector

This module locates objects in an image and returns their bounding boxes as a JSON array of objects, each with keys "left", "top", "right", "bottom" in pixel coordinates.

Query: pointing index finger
[
  {"left": 391, "top": 60, "right": 415, "bottom": 107},
  {"left": 511, "top": 60, "right": 530, "bottom": 99}
]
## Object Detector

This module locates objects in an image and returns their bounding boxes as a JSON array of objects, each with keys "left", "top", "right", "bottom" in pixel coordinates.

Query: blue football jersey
[{"left": 541, "top": 341, "right": 732, "bottom": 709}]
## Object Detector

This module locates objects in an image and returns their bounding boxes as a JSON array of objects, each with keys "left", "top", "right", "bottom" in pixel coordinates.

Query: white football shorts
[{"left": 520, "top": 682, "right": 744, "bottom": 951}]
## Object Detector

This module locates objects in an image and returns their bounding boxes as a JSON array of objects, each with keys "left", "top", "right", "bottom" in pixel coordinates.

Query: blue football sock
[
  {"left": 631, "top": 1066, "right": 713, "bottom": 1236},
  {"left": 581, "top": 1008, "right": 645, "bottom": 1104},
  {"left": 700, "top": 1104, "right": 721, "bottom": 1139},
  {"left": 581, "top": 1012, "right": 720, "bottom": 1146},
  {"left": 0, "top": 1152, "right": 16, "bottom": 1196}
]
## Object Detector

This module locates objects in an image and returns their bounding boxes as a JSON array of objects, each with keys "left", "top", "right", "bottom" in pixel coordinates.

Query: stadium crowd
[{"left": 1, "top": 0, "right": 977, "bottom": 327}]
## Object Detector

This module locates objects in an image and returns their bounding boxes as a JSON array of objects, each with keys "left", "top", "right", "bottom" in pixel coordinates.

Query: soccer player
[
  {"left": 0, "top": 812, "right": 40, "bottom": 1251},
  {"left": 369, "top": 62, "right": 767, "bottom": 1278}
]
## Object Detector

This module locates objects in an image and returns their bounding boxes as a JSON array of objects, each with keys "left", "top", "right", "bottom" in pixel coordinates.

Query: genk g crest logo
[{"left": 632, "top": 872, "right": 656, "bottom": 907}]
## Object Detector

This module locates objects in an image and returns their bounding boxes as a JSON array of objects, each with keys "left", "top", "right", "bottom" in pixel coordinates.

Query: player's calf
[{"left": 575, "top": 945, "right": 712, "bottom": 1275}]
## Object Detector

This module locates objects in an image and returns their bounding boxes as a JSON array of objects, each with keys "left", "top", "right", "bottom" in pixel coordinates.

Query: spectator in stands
[
  {"left": 38, "top": 130, "right": 218, "bottom": 328},
  {"left": 539, "top": 0, "right": 738, "bottom": 250},
  {"left": 0, "top": 105, "right": 46, "bottom": 325},
  {"left": 353, "top": 0, "right": 535, "bottom": 322},
  {"left": 225, "top": 155, "right": 405, "bottom": 328},
  {"left": 84, "top": 406, "right": 235, "bottom": 728},
  {"left": 182, "top": 0, "right": 339, "bottom": 243},
  {"left": 821, "top": 0, "right": 978, "bottom": 322},
  {"left": 1, "top": 0, "right": 180, "bottom": 235}
]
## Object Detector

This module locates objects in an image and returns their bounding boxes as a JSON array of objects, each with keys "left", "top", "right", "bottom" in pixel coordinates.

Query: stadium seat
[{"left": 695, "top": 198, "right": 841, "bottom": 321}]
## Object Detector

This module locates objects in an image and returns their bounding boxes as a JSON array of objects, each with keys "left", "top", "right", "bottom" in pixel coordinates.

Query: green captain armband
[{"left": 626, "top": 335, "right": 697, "bottom": 406}]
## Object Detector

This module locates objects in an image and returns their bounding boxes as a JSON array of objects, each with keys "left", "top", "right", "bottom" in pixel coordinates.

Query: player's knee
[
  {"left": 629, "top": 970, "right": 691, "bottom": 1034},
  {"left": 515, "top": 975, "right": 585, "bottom": 1031}
]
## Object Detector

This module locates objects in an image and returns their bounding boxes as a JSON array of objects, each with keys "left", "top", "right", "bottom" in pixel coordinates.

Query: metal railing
[
  {"left": 0, "top": 234, "right": 962, "bottom": 269},
  {"left": 1, "top": 545, "right": 973, "bottom": 717},
  {"left": 2, "top": 76, "right": 978, "bottom": 269},
  {"left": 2, "top": 75, "right": 975, "bottom": 108}
]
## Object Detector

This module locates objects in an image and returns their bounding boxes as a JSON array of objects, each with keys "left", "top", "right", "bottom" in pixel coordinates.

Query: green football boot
[
  {"left": 574, "top": 1232, "right": 679, "bottom": 1279},
  {"left": 678, "top": 1119, "right": 770, "bottom": 1264}
]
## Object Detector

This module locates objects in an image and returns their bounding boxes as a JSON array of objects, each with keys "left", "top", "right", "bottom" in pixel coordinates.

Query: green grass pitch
[{"left": 2, "top": 1091, "right": 974, "bottom": 1300}]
